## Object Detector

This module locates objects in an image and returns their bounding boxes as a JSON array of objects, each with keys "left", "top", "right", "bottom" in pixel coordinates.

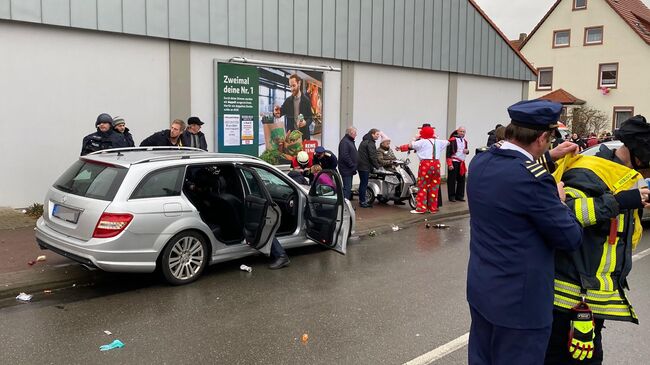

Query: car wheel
[
  {"left": 160, "top": 231, "right": 208, "bottom": 285},
  {"left": 365, "top": 189, "right": 376, "bottom": 204}
]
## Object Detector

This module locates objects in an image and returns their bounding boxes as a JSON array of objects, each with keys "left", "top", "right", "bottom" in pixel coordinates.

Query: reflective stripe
[
  {"left": 554, "top": 296, "right": 634, "bottom": 316},
  {"left": 554, "top": 279, "right": 636, "bottom": 319},
  {"left": 574, "top": 199, "right": 585, "bottom": 226},
  {"left": 565, "top": 187, "right": 587, "bottom": 198},
  {"left": 597, "top": 240, "right": 614, "bottom": 291},
  {"left": 554, "top": 280, "right": 624, "bottom": 301},
  {"left": 586, "top": 199, "right": 596, "bottom": 225}
]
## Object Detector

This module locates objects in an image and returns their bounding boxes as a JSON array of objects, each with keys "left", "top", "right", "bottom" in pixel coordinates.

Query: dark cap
[
  {"left": 421, "top": 123, "right": 431, "bottom": 128},
  {"left": 315, "top": 146, "right": 325, "bottom": 154},
  {"left": 96, "top": 113, "right": 113, "bottom": 126},
  {"left": 615, "top": 115, "right": 650, "bottom": 165},
  {"left": 187, "top": 116, "right": 204, "bottom": 125},
  {"left": 507, "top": 100, "right": 562, "bottom": 130}
]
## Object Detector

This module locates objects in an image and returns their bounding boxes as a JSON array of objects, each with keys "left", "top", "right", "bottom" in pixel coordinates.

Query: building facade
[{"left": 0, "top": 0, "right": 534, "bottom": 207}]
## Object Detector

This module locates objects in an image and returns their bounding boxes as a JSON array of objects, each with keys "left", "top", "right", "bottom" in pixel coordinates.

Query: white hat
[
  {"left": 297, "top": 151, "right": 309, "bottom": 164},
  {"left": 378, "top": 132, "right": 391, "bottom": 143}
]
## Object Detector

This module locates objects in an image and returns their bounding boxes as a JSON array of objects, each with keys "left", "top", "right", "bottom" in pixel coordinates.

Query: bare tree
[{"left": 566, "top": 106, "right": 609, "bottom": 137}]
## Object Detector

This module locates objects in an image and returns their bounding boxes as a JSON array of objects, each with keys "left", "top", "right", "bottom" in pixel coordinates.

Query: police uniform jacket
[
  {"left": 313, "top": 150, "right": 338, "bottom": 170},
  {"left": 466, "top": 145, "right": 583, "bottom": 329},
  {"left": 81, "top": 129, "right": 118, "bottom": 155}
]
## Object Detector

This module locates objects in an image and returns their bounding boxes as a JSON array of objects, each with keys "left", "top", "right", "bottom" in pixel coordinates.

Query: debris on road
[
  {"left": 36, "top": 255, "right": 47, "bottom": 262},
  {"left": 103, "top": 330, "right": 112, "bottom": 336},
  {"left": 391, "top": 225, "right": 400, "bottom": 232},
  {"left": 15, "top": 292, "right": 33, "bottom": 302},
  {"left": 239, "top": 264, "right": 252, "bottom": 273},
  {"left": 99, "top": 339, "right": 124, "bottom": 351},
  {"left": 27, "top": 260, "right": 36, "bottom": 266},
  {"left": 433, "top": 224, "right": 450, "bottom": 229},
  {"left": 425, "top": 223, "right": 431, "bottom": 229},
  {"left": 43, "top": 289, "right": 53, "bottom": 294},
  {"left": 301, "top": 333, "right": 309, "bottom": 344},
  {"left": 368, "top": 230, "right": 377, "bottom": 237}
]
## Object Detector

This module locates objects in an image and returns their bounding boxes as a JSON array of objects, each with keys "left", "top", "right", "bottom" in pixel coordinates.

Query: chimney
[{"left": 519, "top": 33, "right": 527, "bottom": 42}]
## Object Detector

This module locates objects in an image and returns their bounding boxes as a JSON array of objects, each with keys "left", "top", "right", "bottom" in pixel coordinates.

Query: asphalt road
[{"left": 1, "top": 215, "right": 650, "bottom": 365}]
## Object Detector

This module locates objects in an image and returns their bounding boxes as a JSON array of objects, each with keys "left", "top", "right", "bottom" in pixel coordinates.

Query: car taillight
[{"left": 93, "top": 213, "right": 133, "bottom": 238}]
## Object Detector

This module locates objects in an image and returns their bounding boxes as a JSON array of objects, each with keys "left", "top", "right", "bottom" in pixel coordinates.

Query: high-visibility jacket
[{"left": 551, "top": 149, "right": 644, "bottom": 323}]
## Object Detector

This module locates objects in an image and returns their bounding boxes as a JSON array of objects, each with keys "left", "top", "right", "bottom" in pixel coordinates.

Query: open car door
[
  {"left": 304, "top": 170, "right": 350, "bottom": 254},
  {"left": 237, "top": 166, "right": 281, "bottom": 256}
]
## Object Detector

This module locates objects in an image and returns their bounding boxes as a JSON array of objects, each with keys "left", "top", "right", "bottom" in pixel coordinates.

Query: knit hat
[
  {"left": 112, "top": 116, "right": 125, "bottom": 127},
  {"left": 96, "top": 113, "right": 113, "bottom": 126},
  {"left": 378, "top": 132, "right": 391, "bottom": 143}
]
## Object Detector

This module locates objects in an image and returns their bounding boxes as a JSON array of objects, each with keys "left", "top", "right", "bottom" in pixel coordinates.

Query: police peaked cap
[
  {"left": 507, "top": 100, "right": 562, "bottom": 130},
  {"left": 615, "top": 115, "right": 650, "bottom": 164}
]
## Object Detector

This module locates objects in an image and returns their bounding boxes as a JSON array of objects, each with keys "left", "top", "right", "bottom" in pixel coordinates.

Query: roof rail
[
  {"left": 87, "top": 146, "right": 205, "bottom": 155},
  {"left": 131, "top": 152, "right": 263, "bottom": 165}
]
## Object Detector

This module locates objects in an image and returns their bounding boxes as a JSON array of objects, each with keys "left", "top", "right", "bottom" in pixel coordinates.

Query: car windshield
[{"left": 53, "top": 160, "right": 127, "bottom": 201}]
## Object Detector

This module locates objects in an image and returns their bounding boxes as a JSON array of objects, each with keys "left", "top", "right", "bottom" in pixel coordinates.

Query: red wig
[{"left": 420, "top": 126, "right": 434, "bottom": 139}]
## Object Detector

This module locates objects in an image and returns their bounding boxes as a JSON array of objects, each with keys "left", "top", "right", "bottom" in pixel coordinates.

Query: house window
[
  {"left": 613, "top": 107, "right": 634, "bottom": 129},
  {"left": 553, "top": 30, "right": 571, "bottom": 48},
  {"left": 584, "top": 26, "right": 603, "bottom": 45},
  {"left": 573, "top": 0, "right": 587, "bottom": 10},
  {"left": 536, "top": 67, "right": 553, "bottom": 90},
  {"left": 598, "top": 63, "right": 618, "bottom": 88}
]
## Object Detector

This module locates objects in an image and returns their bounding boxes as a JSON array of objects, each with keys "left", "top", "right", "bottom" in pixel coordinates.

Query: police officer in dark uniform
[
  {"left": 466, "top": 100, "right": 583, "bottom": 365},
  {"left": 312, "top": 146, "right": 338, "bottom": 170},
  {"left": 81, "top": 113, "right": 117, "bottom": 155}
]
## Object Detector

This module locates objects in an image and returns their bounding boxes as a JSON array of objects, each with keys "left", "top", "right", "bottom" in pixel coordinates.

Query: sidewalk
[{"left": 0, "top": 187, "right": 468, "bottom": 300}]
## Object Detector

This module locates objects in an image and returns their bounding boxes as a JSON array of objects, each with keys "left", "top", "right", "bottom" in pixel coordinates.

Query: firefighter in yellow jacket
[{"left": 545, "top": 115, "right": 650, "bottom": 364}]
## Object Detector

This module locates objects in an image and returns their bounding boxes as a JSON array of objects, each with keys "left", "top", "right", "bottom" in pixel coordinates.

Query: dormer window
[
  {"left": 573, "top": 0, "right": 587, "bottom": 10},
  {"left": 553, "top": 30, "right": 571, "bottom": 48}
]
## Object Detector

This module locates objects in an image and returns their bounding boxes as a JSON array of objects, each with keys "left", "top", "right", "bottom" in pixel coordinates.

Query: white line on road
[{"left": 403, "top": 247, "right": 650, "bottom": 365}]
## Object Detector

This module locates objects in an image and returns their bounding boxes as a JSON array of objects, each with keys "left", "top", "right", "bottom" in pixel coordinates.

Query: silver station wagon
[{"left": 35, "top": 147, "right": 355, "bottom": 285}]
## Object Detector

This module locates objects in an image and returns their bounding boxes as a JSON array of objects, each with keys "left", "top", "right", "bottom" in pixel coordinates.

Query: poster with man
[{"left": 217, "top": 61, "right": 323, "bottom": 165}]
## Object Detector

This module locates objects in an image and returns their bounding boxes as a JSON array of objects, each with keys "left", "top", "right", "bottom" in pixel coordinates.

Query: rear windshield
[{"left": 53, "top": 160, "right": 127, "bottom": 201}]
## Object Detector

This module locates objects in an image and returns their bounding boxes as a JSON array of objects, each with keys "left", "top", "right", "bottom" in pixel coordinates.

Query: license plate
[{"left": 52, "top": 204, "right": 80, "bottom": 224}]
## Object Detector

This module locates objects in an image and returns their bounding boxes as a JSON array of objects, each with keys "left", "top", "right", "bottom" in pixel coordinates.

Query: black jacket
[
  {"left": 181, "top": 130, "right": 208, "bottom": 151},
  {"left": 113, "top": 128, "right": 135, "bottom": 148},
  {"left": 313, "top": 150, "right": 338, "bottom": 170},
  {"left": 279, "top": 93, "right": 314, "bottom": 140},
  {"left": 81, "top": 129, "right": 118, "bottom": 155},
  {"left": 486, "top": 130, "right": 497, "bottom": 147},
  {"left": 357, "top": 132, "right": 379, "bottom": 172},
  {"left": 140, "top": 130, "right": 182, "bottom": 147},
  {"left": 337, "top": 134, "right": 357, "bottom": 176}
]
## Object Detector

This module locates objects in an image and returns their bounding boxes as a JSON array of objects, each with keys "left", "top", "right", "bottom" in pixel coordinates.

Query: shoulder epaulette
[{"left": 524, "top": 160, "right": 549, "bottom": 179}]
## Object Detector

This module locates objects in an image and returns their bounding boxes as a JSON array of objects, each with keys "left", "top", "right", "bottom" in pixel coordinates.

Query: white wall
[
  {"left": 456, "top": 75, "right": 524, "bottom": 164},
  {"left": 0, "top": 22, "right": 170, "bottom": 207},
  {"left": 189, "top": 44, "right": 342, "bottom": 153}
]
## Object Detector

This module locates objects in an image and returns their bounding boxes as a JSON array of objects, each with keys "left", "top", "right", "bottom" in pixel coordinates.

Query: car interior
[{"left": 247, "top": 166, "right": 299, "bottom": 236}]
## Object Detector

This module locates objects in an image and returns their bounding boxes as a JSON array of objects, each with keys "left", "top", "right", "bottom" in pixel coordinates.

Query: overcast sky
[{"left": 473, "top": 0, "right": 650, "bottom": 40}]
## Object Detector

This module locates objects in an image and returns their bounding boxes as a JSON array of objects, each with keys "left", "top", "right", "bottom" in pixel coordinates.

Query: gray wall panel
[
  {"left": 422, "top": 0, "right": 433, "bottom": 68},
  {"left": 456, "top": 0, "right": 467, "bottom": 74},
  {"left": 123, "top": 0, "right": 146, "bottom": 35},
  {"left": 464, "top": 4, "right": 474, "bottom": 74},
  {"left": 71, "top": 0, "right": 97, "bottom": 29},
  {"left": 278, "top": 0, "right": 293, "bottom": 53},
  {"left": 347, "top": 0, "right": 360, "bottom": 60},
  {"left": 402, "top": 0, "right": 414, "bottom": 67},
  {"left": 359, "top": 0, "right": 371, "bottom": 62},
  {"left": 480, "top": 22, "right": 488, "bottom": 75},
  {"left": 322, "top": 0, "right": 336, "bottom": 58},
  {"left": 487, "top": 28, "right": 495, "bottom": 77},
  {"left": 392, "top": 0, "right": 404, "bottom": 66},
  {"left": 11, "top": 0, "right": 40, "bottom": 23},
  {"left": 382, "top": 0, "right": 394, "bottom": 65},
  {"left": 472, "top": 10, "right": 480, "bottom": 74},
  {"left": 494, "top": 35, "right": 502, "bottom": 78},
  {"left": 246, "top": 0, "right": 263, "bottom": 50},
  {"left": 262, "top": 0, "right": 279, "bottom": 51},
  {"left": 448, "top": 0, "right": 459, "bottom": 73},
  {"left": 431, "top": 0, "right": 442, "bottom": 70},
  {"left": 210, "top": 0, "right": 228, "bottom": 44},
  {"left": 335, "top": 0, "right": 349, "bottom": 59},
  {"left": 500, "top": 42, "right": 508, "bottom": 77},
  {"left": 293, "top": 0, "right": 308, "bottom": 54},
  {"left": 412, "top": 0, "right": 424, "bottom": 68},
  {"left": 169, "top": 0, "right": 189, "bottom": 40},
  {"left": 145, "top": 0, "right": 168, "bottom": 37},
  {"left": 227, "top": 0, "right": 245, "bottom": 47},
  {"left": 439, "top": 0, "right": 450, "bottom": 71},
  {"left": 98, "top": 0, "right": 122, "bottom": 32},
  {"left": 371, "top": 0, "right": 383, "bottom": 63},
  {"left": 0, "top": 0, "right": 9, "bottom": 19},
  {"left": 308, "top": 0, "right": 323, "bottom": 56},
  {"left": 42, "top": 0, "right": 70, "bottom": 26},
  {"left": 189, "top": 0, "right": 210, "bottom": 43}
]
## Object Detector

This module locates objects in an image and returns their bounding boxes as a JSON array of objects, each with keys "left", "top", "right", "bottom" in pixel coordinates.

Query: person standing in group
[
  {"left": 545, "top": 115, "right": 650, "bottom": 365},
  {"left": 398, "top": 126, "right": 449, "bottom": 213},
  {"left": 357, "top": 128, "right": 381, "bottom": 208},
  {"left": 273, "top": 74, "right": 314, "bottom": 140},
  {"left": 181, "top": 116, "right": 208, "bottom": 151},
  {"left": 486, "top": 124, "right": 503, "bottom": 147},
  {"left": 313, "top": 146, "right": 338, "bottom": 170},
  {"left": 446, "top": 126, "right": 469, "bottom": 202},
  {"left": 466, "top": 99, "right": 583, "bottom": 365},
  {"left": 338, "top": 126, "right": 358, "bottom": 201},
  {"left": 81, "top": 113, "right": 117, "bottom": 155},
  {"left": 140, "top": 119, "right": 186, "bottom": 147},
  {"left": 112, "top": 116, "right": 135, "bottom": 148}
]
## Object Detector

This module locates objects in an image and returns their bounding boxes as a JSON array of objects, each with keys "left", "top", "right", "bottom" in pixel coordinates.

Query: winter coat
[
  {"left": 337, "top": 134, "right": 358, "bottom": 176},
  {"left": 113, "top": 128, "right": 135, "bottom": 148},
  {"left": 313, "top": 150, "right": 338, "bottom": 170},
  {"left": 357, "top": 132, "right": 380, "bottom": 172},
  {"left": 81, "top": 129, "right": 118, "bottom": 155},
  {"left": 486, "top": 130, "right": 497, "bottom": 147},
  {"left": 181, "top": 130, "right": 208, "bottom": 151},
  {"left": 140, "top": 130, "right": 182, "bottom": 147},
  {"left": 377, "top": 146, "right": 397, "bottom": 171}
]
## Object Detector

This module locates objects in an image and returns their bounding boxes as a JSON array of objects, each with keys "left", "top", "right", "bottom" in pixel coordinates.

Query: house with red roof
[{"left": 520, "top": 0, "right": 650, "bottom": 130}]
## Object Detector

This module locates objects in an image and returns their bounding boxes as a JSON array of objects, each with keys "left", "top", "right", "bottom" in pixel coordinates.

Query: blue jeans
[
  {"left": 358, "top": 170, "right": 370, "bottom": 204},
  {"left": 270, "top": 238, "right": 286, "bottom": 259},
  {"left": 342, "top": 174, "right": 353, "bottom": 200}
]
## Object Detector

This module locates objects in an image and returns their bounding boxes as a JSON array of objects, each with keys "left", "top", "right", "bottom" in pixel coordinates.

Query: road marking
[
  {"left": 403, "top": 333, "right": 469, "bottom": 365},
  {"left": 404, "top": 247, "right": 650, "bottom": 365}
]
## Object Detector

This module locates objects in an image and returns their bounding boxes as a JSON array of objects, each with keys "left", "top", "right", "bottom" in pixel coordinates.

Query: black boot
[
  {"left": 269, "top": 255, "right": 290, "bottom": 270},
  {"left": 393, "top": 200, "right": 405, "bottom": 205}
]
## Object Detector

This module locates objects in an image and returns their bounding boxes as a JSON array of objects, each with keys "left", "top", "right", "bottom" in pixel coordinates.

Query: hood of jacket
[{"left": 362, "top": 131, "right": 374, "bottom": 141}]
